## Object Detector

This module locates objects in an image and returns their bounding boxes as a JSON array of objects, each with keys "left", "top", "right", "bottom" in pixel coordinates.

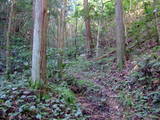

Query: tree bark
[
  {"left": 6, "top": 0, "right": 15, "bottom": 77},
  {"left": 115, "top": 0, "right": 125, "bottom": 69},
  {"left": 61, "top": 0, "right": 67, "bottom": 49},
  {"left": 155, "top": 13, "right": 160, "bottom": 44},
  {"left": 153, "top": 0, "right": 160, "bottom": 44},
  {"left": 96, "top": 20, "right": 101, "bottom": 57},
  {"left": 57, "top": 14, "right": 61, "bottom": 48},
  {"left": 74, "top": 17, "right": 78, "bottom": 59},
  {"left": 83, "top": 0, "right": 94, "bottom": 58},
  {"left": 31, "top": 0, "right": 35, "bottom": 51},
  {"left": 56, "top": 0, "right": 67, "bottom": 80},
  {"left": 96, "top": 0, "right": 104, "bottom": 57},
  {"left": 32, "top": 0, "right": 48, "bottom": 84}
]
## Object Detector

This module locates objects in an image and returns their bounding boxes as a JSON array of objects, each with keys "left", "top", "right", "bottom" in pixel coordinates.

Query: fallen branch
[
  {"left": 93, "top": 39, "right": 154, "bottom": 61},
  {"left": 93, "top": 50, "right": 116, "bottom": 61}
]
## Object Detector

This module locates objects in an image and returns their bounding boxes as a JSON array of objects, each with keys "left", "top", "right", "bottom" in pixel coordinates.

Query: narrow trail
[
  {"left": 75, "top": 72, "right": 124, "bottom": 120},
  {"left": 74, "top": 61, "right": 134, "bottom": 120}
]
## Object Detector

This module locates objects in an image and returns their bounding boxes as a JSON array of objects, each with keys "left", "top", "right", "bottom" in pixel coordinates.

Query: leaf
[
  {"left": 29, "top": 105, "right": 36, "bottom": 111},
  {"left": 5, "top": 100, "right": 12, "bottom": 107},
  {"left": 9, "top": 112, "right": 20, "bottom": 117},
  {"left": 36, "top": 114, "right": 42, "bottom": 119}
]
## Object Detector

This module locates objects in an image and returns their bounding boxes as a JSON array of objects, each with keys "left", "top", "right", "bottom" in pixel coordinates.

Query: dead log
[{"left": 93, "top": 50, "right": 116, "bottom": 61}]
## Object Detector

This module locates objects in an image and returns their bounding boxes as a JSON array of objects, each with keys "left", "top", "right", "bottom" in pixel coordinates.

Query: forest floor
[
  {"left": 72, "top": 59, "right": 135, "bottom": 120},
  {"left": 69, "top": 41, "right": 160, "bottom": 120}
]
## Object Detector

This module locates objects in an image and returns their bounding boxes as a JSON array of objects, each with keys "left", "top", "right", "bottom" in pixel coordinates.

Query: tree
[
  {"left": 96, "top": 0, "right": 104, "bottom": 57},
  {"left": 73, "top": 5, "right": 79, "bottom": 59},
  {"left": 6, "top": 0, "right": 15, "bottom": 78},
  {"left": 56, "top": 0, "right": 67, "bottom": 79},
  {"left": 153, "top": 0, "right": 160, "bottom": 44},
  {"left": 83, "top": 0, "right": 94, "bottom": 58},
  {"left": 74, "top": 16, "right": 78, "bottom": 59},
  {"left": 115, "top": 0, "right": 125, "bottom": 69},
  {"left": 31, "top": 0, "right": 48, "bottom": 84}
]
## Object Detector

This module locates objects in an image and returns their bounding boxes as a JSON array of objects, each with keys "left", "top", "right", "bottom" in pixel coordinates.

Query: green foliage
[
  {"left": 30, "top": 79, "right": 45, "bottom": 90},
  {"left": 76, "top": 79, "right": 94, "bottom": 88},
  {"left": 47, "top": 48, "right": 66, "bottom": 80},
  {"left": 152, "top": 45, "right": 160, "bottom": 52},
  {"left": 66, "top": 75, "right": 100, "bottom": 95},
  {"left": 119, "top": 91, "right": 133, "bottom": 107},
  {"left": 119, "top": 54, "right": 160, "bottom": 119},
  {"left": 1, "top": 0, "right": 160, "bottom": 119},
  {"left": 16, "top": 0, "right": 32, "bottom": 11},
  {"left": 49, "top": 83, "right": 76, "bottom": 104},
  {"left": 66, "top": 56, "right": 92, "bottom": 73},
  {"left": 0, "top": 81, "right": 84, "bottom": 120},
  {"left": 0, "top": 36, "right": 31, "bottom": 81},
  {"left": 131, "top": 54, "right": 160, "bottom": 85}
]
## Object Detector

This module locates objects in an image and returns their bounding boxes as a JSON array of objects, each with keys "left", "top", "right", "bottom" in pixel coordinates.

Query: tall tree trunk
[
  {"left": 96, "top": 20, "right": 101, "bottom": 57},
  {"left": 61, "top": 0, "right": 67, "bottom": 49},
  {"left": 83, "top": 0, "right": 94, "bottom": 58},
  {"left": 32, "top": 0, "right": 48, "bottom": 84},
  {"left": 59, "top": 9, "right": 63, "bottom": 48},
  {"left": 6, "top": 0, "right": 15, "bottom": 78},
  {"left": 57, "top": 9, "right": 63, "bottom": 80},
  {"left": 129, "top": 0, "right": 132, "bottom": 10},
  {"left": 115, "top": 0, "right": 125, "bottom": 70},
  {"left": 124, "top": 15, "right": 128, "bottom": 45},
  {"left": 153, "top": 0, "right": 160, "bottom": 44},
  {"left": 57, "top": 0, "right": 67, "bottom": 80},
  {"left": 57, "top": 0, "right": 67, "bottom": 49},
  {"left": 96, "top": 0, "right": 103, "bottom": 57},
  {"left": 74, "top": 17, "right": 78, "bottom": 59},
  {"left": 31, "top": 0, "right": 35, "bottom": 51},
  {"left": 57, "top": 14, "right": 61, "bottom": 48},
  {"left": 154, "top": 12, "right": 160, "bottom": 44}
]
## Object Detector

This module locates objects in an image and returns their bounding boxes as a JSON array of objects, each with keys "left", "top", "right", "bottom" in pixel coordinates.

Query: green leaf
[{"left": 36, "top": 114, "right": 42, "bottom": 119}]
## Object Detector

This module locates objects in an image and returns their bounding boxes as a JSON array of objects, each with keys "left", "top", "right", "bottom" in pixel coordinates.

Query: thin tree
[
  {"left": 74, "top": 6, "right": 79, "bottom": 59},
  {"left": 61, "top": 0, "right": 67, "bottom": 49},
  {"left": 96, "top": 20, "right": 101, "bottom": 57},
  {"left": 32, "top": 0, "right": 48, "bottom": 84},
  {"left": 83, "top": 0, "right": 94, "bottom": 58},
  {"left": 153, "top": 0, "right": 160, "bottom": 44},
  {"left": 96, "top": 0, "right": 104, "bottom": 57},
  {"left": 56, "top": 0, "right": 67, "bottom": 79},
  {"left": 74, "top": 17, "right": 78, "bottom": 59},
  {"left": 6, "top": 0, "right": 15, "bottom": 78},
  {"left": 115, "top": 0, "right": 125, "bottom": 69}
]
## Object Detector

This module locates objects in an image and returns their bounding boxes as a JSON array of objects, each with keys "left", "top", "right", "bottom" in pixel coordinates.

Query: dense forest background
[{"left": 0, "top": 0, "right": 160, "bottom": 119}]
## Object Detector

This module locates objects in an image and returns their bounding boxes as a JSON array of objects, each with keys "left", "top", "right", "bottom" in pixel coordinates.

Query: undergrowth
[
  {"left": 0, "top": 79, "right": 84, "bottom": 120},
  {"left": 118, "top": 50, "right": 160, "bottom": 119}
]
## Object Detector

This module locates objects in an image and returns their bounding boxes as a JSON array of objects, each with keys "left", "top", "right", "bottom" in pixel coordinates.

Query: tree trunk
[
  {"left": 155, "top": 13, "right": 160, "bottom": 44},
  {"left": 57, "top": 15, "right": 61, "bottom": 48},
  {"left": 74, "top": 17, "right": 78, "bottom": 59},
  {"left": 153, "top": 0, "right": 160, "bottom": 44},
  {"left": 32, "top": 0, "right": 48, "bottom": 84},
  {"left": 61, "top": 0, "right": 67, "bottom": 49},
  {"left": 96, "top": 20, "right": 101, "bottom": 57},
  {"left": 31, "top": 0, "right": 35, "bottom": 51},
  {"left": 96, "top": 0, "right": 104, "bottom": 57},
  {"left": 57, "top": 0, "right": 67, "bottom": 80},
  {"left": 6, "top": 0, "right": 15, "bottom": 78},
  {"left": 115, "top": 0, "right": 125, "bottom": 69},
  {"left": 83, "top": 0, "right": 94, "bottom": 58}
]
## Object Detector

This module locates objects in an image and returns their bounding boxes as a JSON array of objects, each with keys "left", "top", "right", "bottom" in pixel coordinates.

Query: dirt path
[
  {"left": 75, "top": 72, "right": 124, "bottom": 120},
  {"left": 72, "top": 61, "right": 134, "bottom": 120}
]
